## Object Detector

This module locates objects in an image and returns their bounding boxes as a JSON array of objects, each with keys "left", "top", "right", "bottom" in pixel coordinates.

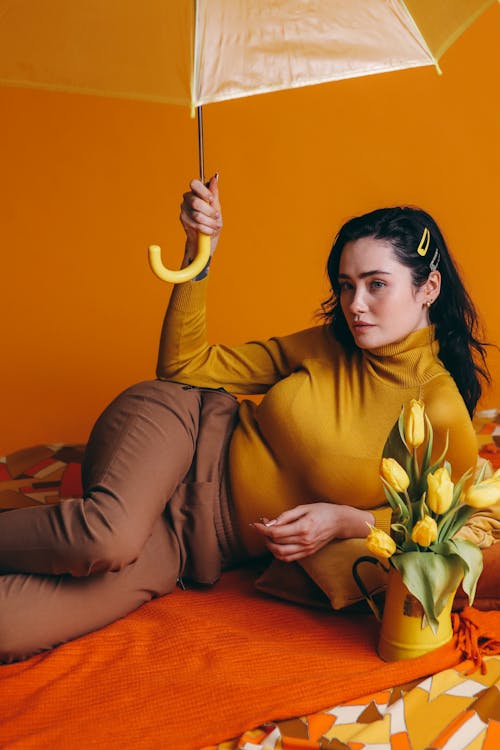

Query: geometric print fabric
[
  {"left": 206, "top": 656, "right": 500, "bottom": 750},
  {"left": 0, "top": 443, "right": 84, "bottom": 509}
]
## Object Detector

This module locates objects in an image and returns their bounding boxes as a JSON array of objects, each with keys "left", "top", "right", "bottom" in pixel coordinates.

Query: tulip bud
[
  {"left": 404, "top": 399, "right": 425, "bottom": 449},
  {"left": 366, "top": 526, "right": 396, "bottom": 559},
  {"left": 411, "top": 516, "right": 438, "bottom": 547},
  {"left": 381, "top": 458, "right": 410, "bottom": 493},
  {"left": 464, "top": 480, "right": 500, "bottom": 509},
  {"left": 427, "top": 467, "right": 454, "bottom": 515}
]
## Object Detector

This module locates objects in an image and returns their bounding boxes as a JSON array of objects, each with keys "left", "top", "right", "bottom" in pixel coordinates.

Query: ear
[{"left": 422, "top": 270, "right": 441, "bottom": 303}]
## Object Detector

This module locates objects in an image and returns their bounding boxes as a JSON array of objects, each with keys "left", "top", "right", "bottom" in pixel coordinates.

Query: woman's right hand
[{"left": 179, "top": 175, "right": 223, "bottom": 261}]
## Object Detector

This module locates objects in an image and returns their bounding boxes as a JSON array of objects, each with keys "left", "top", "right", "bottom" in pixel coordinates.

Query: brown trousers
[{"left": 0, "top": 381, "right": 245, "bottom": 663}]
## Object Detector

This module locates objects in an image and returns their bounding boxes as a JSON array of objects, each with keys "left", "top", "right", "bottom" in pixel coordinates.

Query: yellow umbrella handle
[{"left": 148, "top": 232, "right": 211, "bottom": 284}]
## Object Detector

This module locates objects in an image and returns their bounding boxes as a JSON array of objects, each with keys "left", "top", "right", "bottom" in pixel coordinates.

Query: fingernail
[
  {"left": 214, "top": 172, "right": 219, "bottom": 182},
  {"left": 264, "top": 519, "right": 277, "bottom": 527}
]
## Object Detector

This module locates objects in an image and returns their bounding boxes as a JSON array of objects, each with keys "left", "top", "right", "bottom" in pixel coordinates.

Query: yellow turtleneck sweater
[{"left": 157, "top": 278, "right": 478, "bottom": 557}]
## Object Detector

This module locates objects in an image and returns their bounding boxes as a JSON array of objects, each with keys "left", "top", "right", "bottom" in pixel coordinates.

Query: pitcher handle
[{"left": 352, "top": 555, "right": 390, "bottom": 622}]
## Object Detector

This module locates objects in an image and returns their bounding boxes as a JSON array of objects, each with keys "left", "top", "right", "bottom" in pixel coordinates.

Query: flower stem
[
  {"left": 403, "top": 490, "right": 413, "bottom": 524},
  {"left": 412, "top": 447, "right": 421, "bottom": 482}
]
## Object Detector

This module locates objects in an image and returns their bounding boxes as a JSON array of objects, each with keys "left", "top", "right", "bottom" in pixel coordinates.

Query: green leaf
[
  {"left": 430, "top": 540, "right": 455, "bottom": 555},
  {"left": 383, "top": 413, "right": 410, "bottom": 465},
  {"left": 400, "top": 539, "right": 419, "bottom": 553},
  {"left": 450, "top": 469, "right": 473, "bottom": 511},
  {"left": 438, "top": 505, "right": 475, "bottom": 543},
  {"left": 445, "top": 539, "right": 483, "bottom": 604},
  {"left": 391, "top": 551, "right": 464, "bottom": 633},
  {"left": 433, "top": 468, "right": 473, "bottom": 542},
  {"left": 382, "top": 481, "right": 409, "bottom": 519},
  {"left": 397, "top": 407, "right": 409, "bottom": 453}
]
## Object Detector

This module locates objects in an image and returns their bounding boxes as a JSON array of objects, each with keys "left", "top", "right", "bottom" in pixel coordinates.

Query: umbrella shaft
[{"left": 197, "top": 105, "right": 205, "bottom": 183}]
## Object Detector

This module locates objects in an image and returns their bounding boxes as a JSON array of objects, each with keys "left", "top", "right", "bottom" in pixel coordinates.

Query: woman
[{"left": 0, "top": 176, "right": 491, "bottom": 662}]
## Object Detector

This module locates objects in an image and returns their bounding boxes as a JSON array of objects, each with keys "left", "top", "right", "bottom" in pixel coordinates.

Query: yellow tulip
[
  {"left": 381, "top": 458, "right": 410, "bottom": 493},
  {"left": 411, "top": 516, "right": 438, "bottom": 547},
  {"left": 404, "top": 399, "right": 425, "bottom": 449},
  {"left": 464, "top": 480, "right": 500, "bottom": 509},
  {"left": 427, "top": 467, "right": 454, "bottom": 514},
  {"left": 366, "top": 526, "right": 396, "bottom": 559}
]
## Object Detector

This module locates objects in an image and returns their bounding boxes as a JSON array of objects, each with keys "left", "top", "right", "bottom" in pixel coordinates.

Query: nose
[{"left": 348, "top": 287, "right": 368, "bottom": 315}]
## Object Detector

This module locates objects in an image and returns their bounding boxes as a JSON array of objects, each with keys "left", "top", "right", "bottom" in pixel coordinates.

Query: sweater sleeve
[{"left": 156, "top": 278, "right": 327, "bottom": 394}]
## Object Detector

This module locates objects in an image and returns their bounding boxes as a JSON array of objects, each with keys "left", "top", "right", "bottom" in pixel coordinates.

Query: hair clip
[
  {"left": 417, "top": 226, "right": 430, "bottom": 257},
  {"left": 429, "top": 248, "right": 440, "bottom": 271}
]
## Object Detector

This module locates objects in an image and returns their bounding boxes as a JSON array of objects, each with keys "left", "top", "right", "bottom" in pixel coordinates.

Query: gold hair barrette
[{"left": 417, "top": 226, "right": 430, "bottom": 257}]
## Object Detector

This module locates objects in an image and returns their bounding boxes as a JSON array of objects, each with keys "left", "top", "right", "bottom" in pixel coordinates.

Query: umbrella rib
[{"left": 399, "top": 0, "right": 441, "bottom": 74}]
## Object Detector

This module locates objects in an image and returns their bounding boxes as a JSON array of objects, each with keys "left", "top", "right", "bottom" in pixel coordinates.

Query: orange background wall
[{"left": 1, "top": 6, "right": 499, "bottom": 455}]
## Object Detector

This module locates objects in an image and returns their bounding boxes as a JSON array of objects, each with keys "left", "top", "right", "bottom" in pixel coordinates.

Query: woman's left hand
[{"left": 251, "top": 502, "right": 375, "bottom": 562}]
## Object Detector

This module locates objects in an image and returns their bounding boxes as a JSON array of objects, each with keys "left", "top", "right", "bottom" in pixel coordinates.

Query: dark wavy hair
[{"left": 321, "top": 206, "right": 490, "bottom": 416}]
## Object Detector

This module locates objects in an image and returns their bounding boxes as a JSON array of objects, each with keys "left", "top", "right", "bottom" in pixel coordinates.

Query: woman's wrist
[
  {"left": 335, "top": 505, "right": 375, "bottom": 539},
  {"left": 181, "top": 239, "right": 215, "bottom": 280},
  {"left": 181, "top": 238, "right": 198, "bottom": 268}
]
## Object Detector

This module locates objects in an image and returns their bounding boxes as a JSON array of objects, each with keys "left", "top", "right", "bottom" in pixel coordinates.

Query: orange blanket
[{"left": 0, "top": 567, "right": 498, "bottom": 750}]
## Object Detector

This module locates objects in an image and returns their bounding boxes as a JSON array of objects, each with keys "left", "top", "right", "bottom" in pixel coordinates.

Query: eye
[
  {"left": 370, "top": 279, "right": 386, "bottom": 290},
  {"left": 339, "top": 281, "right": 353, "bottom": 292}
]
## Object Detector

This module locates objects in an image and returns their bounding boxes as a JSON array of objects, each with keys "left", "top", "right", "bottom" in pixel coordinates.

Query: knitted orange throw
[{"left": 0, "top": 568, "right": 498, "bottom": 750}]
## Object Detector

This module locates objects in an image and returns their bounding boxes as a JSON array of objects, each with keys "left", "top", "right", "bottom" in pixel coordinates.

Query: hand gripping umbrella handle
[{"left": 148, "top": 232, "right": 211, "bottom": 284}]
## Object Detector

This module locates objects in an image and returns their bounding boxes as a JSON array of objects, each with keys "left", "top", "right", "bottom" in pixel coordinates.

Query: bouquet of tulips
[{"left": 366, "top": 399, "right": 500, "bottom": 632}]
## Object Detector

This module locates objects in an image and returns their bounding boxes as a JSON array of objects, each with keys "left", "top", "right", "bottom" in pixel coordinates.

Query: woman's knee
[
  {"left": 41, "top": 496, "right": 146, "bottom": 576},
  {"left": 61, "top": 528, "right": 147, "bottom": 576},
  {"left": 58, "top": 510, "right": 181, "bottom": 579}
]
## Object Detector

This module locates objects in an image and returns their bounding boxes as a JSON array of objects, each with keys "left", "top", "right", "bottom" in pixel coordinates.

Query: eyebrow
[{"left": 338, "top": 270, "right": 393, "bottom": 279}]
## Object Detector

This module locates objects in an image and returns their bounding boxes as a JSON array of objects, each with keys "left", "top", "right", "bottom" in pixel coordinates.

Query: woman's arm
[{"left": 156, "top": 177, "right": 324, "bottom": 393}]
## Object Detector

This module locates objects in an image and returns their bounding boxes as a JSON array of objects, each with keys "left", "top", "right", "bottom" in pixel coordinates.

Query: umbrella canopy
[
  {"left": 0, "top": 0, "right": 495, "bottom": 109},
  {"left": 0, "top": 0, "right": 494, "bottom": 282}
]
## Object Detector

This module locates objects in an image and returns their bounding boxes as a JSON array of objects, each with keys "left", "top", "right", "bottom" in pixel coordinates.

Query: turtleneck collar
[{"left": 362, "top": 326, "right": 444, "bottom": 387}]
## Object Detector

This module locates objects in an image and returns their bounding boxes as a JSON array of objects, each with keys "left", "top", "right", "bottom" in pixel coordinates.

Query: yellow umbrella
[{"left": 0, "top": 0, "right": 495, "bottom": 282}]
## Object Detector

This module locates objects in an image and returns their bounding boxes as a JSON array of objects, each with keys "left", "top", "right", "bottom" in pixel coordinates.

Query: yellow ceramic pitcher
[{"left": 353, "top": 556, "right": 457, "bottom": 662}]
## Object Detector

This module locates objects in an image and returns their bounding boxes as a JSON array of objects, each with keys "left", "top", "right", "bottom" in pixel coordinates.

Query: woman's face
[{"left": 338, "top": 237, "right": 433, "bottom": 350}]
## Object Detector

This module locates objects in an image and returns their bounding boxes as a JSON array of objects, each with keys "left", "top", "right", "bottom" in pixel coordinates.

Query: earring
[{"left": 425, "top": 300, "right": 432, "bottom": 308}]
